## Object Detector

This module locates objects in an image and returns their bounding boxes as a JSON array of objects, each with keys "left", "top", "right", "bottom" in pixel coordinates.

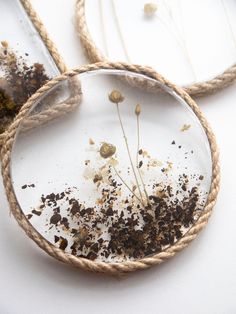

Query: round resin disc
[{"left": 11, "top": 69, "right": 212, "bottom": 262}]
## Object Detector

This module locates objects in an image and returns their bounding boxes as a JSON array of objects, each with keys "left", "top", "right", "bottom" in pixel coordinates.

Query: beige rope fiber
[
  {"left": 0, "top": 62, "right": 220, "bottom": 275},
  {"left": 17, "top": 78, "right": 82, "bottom": 135},
  {"left": 75, "top": 0, "right": 236, "bottom": 97},
  {"left": 20, "top": 0, "right": 68, "bottom": 74}
]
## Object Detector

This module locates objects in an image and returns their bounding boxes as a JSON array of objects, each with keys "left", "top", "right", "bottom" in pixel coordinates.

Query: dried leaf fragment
[{"left": 180, "top": 124, "right": 191, "bottom": 132}]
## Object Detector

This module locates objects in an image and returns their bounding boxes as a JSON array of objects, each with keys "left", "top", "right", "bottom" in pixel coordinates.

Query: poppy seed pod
[{"left": 108, "top": 90, "right": 124, "bottom": 103}]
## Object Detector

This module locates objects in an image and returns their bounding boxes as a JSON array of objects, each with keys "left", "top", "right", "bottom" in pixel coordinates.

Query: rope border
[
  {"left": 0, "top": 62, "right": 220, "bottom": 274},
  {"left": 75, "top": 0, "right": 236, "bottom": 97},
  {"left": 20, "top": 0, "right": 68, "bottom": 74}
]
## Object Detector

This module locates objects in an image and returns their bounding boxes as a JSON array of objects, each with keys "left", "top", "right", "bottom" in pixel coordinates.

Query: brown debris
[{"left": 0, "top": 42, "right": 50, "bottom": 134}]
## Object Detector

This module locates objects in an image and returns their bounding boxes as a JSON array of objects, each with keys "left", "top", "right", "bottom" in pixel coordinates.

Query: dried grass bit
[
  {"left": 180, "top": 124, "right": 191, "bottom": 132},
  {"left": 108, "top": 90, "right": 124, "bottom": 103}
]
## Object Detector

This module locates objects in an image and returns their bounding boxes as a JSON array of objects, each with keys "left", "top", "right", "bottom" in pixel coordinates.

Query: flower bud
[
  {"left": 135, "top": 104, "right": 141, "bottom": 116},
  {"left": 108, "top": 90, "right": 124, "bottom": 103}
]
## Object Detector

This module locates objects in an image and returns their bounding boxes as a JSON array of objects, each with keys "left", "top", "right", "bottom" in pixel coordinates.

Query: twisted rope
[
  {"left": 0, "top": 62, "right": 220, "bottom": 275},
  {"left": 75, "top": 0, "right": 236, "bottom": 97},
  {"left": 20, "top": 0, "right": 67, "bottom": 73}
]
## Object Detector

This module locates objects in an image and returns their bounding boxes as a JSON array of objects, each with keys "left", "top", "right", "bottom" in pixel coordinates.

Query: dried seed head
[
  {"left": 144, "top": 3, "right": 157, "bottom": 15},
  {"left": 135, "top": 104, "right": 141, "bottom": 116},
  {"left": 100, "top": 142, "right": 116, "bottom": 159},
  {"left": 108, "top": 90, "right": 124, "bottom": 103}
]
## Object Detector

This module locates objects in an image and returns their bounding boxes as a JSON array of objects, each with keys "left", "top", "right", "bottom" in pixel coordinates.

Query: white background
[{"left": 0, "top": 1, "right": 236, "bottom": 314}]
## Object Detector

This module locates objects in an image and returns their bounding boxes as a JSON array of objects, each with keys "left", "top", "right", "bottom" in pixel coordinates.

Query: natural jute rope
[
  {"left": 0, "top": 62, "right": 220, "bottom": 274},
  {"left": 75, "top": 0, "right": 236, "bottom": 98},
  {"left": 20, "top": 0, "right": 67, "bottom": 74}
]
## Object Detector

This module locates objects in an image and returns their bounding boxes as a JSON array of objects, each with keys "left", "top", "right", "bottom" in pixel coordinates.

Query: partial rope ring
[{"left": 75, "top": 0, "right": 236, "bottom": 98}]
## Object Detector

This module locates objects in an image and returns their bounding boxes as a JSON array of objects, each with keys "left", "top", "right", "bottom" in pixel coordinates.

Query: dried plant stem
[
  {"left": 221, "top": 0, "right": 236, "bottom": 52},
  {"left": 111, "top": 0, "right": 131, "bottom": 62},
  {"left": 110, "top": 0, "right": 196, "bottom": 80},
  {"left": 111, "top": 164, "right": 142, "bottom": 203},
  {"left": 136, "top": 114, "right": 149, "bottom": 203},
  {"left": 174, "top": 0, "right": 197, "bottom": 81},
  {"left": 156, "top": 13, "right": 197, "bottom": 81},
  {"left": 98, "top": 0, "right": 109, "bottom": 57},
  {"left": 116, "top": 103, "right": 145, "bottom": 206}
]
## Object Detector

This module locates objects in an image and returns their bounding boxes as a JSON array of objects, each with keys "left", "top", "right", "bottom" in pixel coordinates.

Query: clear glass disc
[{"left": 11, "top": 69, "right": 212, "bottom": 262}]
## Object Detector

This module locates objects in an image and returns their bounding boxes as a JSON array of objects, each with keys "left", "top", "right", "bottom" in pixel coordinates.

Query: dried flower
[
  {"left": 108, "top": 90, "right": 124, "bottom": 104},
  {"left": 135, "top": 103, "right": 141, "bottom": 116},
  {"left": 100, "top": 142, "right": 116, "bottom": 159},
  {"left": 144, "top": 3, "right": 157, "bottom": 15}
]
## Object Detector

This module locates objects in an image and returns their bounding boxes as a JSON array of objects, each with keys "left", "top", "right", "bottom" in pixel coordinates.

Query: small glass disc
[{"left": 11, "top": 69, "right": 212, "bottom": 262}]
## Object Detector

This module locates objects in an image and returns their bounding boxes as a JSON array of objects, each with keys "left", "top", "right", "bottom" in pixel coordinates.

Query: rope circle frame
[
  {"left": 75, "top": 0, "right": 236, "bottom": 98},
  {"left": 1, "top": 62, "right": 220, "bottom": 275}
]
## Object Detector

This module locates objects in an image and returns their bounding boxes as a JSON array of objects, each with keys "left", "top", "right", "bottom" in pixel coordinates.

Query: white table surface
[{"left": 0, "top": 1, "right": 236, "bottom": 313}]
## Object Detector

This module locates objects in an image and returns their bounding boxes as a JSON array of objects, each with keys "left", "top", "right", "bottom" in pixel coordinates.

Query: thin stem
[
  {"left": 116, "top": 103, "right": 145, "bottom": 206},
  {"left": 98, "top": 0, "right": 109, "bottom": 57},
  {"left": 111, "top": 0, "right": 132, "bottom": 62},
  {"left": 136, "top": 114, "right": 149, "bottom": 203},
  {"left": 111, "top": 165, "right": 142, "bottom": 203},
  {"left": 221, "top": 0, "right": 236, "bottom": 52},
  {"left": 156, "top": 13, "right": 197, "bottom": 81},
  {"left": 176, "top": 0, "right": 197, "bottom": 80},
  {"left": 136, "top": 115, "right": 140, "bottom": 168}
]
